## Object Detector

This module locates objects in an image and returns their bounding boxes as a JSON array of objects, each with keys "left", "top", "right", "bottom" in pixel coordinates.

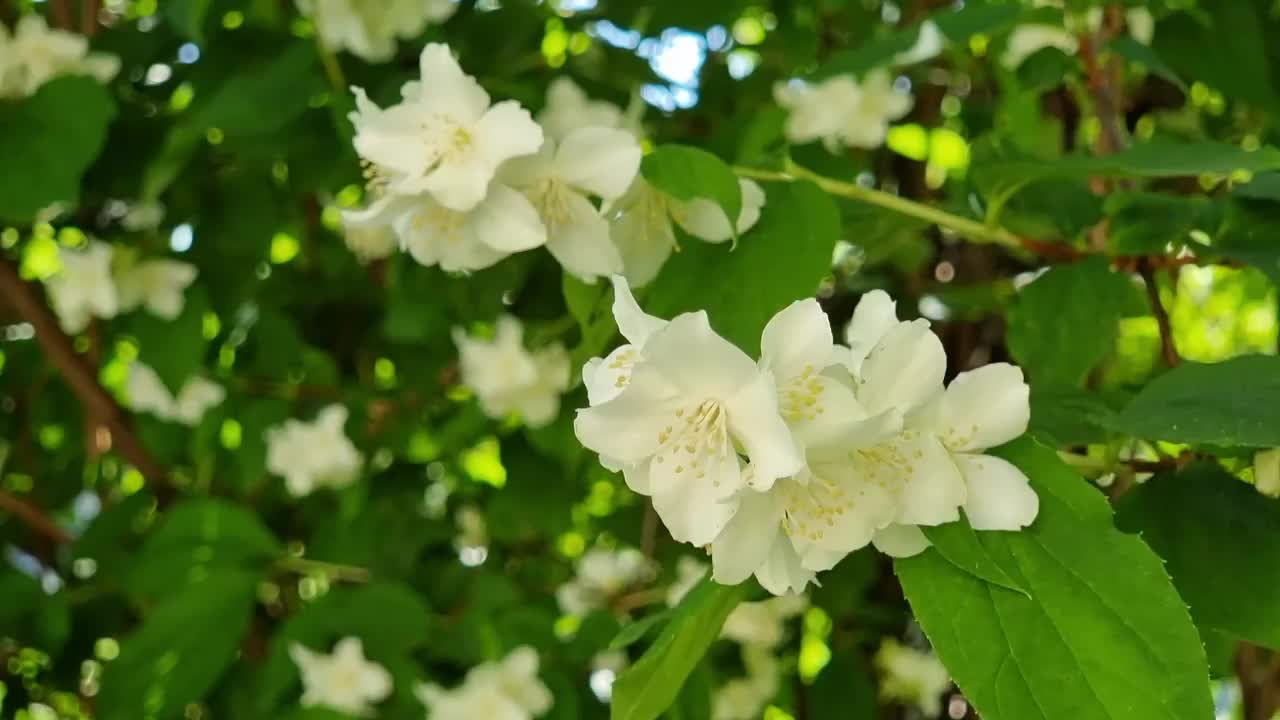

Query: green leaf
[
  {"left": 97, "top": 570, "right": 258, "bottom": 720},
  {"left": 921, "top": 519, "right": 1027, "bottom": 595},
  {"left": 1005, "top": 258, "right": 1142, "bottom": 386},
  {"left": 164, "top": 0, "right": 213, "bottom": 42},
  {"left": 609, "top": 608, "right": 674, "bottom": 650},
  {"left": 646, "top": 180, "right": 840, "bottom": 354},
  {"left": 611, "top": 578, "right": 749, "bottom": 720},
  {"left": 896, "top": 439, "right": 1213, "bottom": 720},
  {"left": 641, "top": 145, "right": 741, "bottom": 233},
  {"left": 0, "top": 76, "right": 117, "bottom": 222},
  {"left": 187, "top": 42, "right": 322, "bottom": 138},
  {"left": 1108, "top": 36, "right": 1185, "bottom": 90},
  {"left": 0, "top": 570, "right": 71, "bottom": 656},
  {"left": 562, "top": 272, "right": 606, "bottom": 328},
  {"left": 1117, "top": 463, "right": 1280, "bottom": 650},
  {"left": 1027, "top": 384, "right": 1123, "bottom": 447},
  {"left": 1109, "top": 354, "right": 1280, "bottom": 447},
  {"left": 128, "top": 285, "right": 211, "bottom": 396},
  {"left": 130, "top": 498, "right": 281, "bottom": 601},
  {"left": 1153, "top": 4, "right": 1280, "bottom": 111},
  {"left": 808, "top": 654, "right": 877, "bottom": 720},
  {"left": 1104, "top": 192, "right": 1221, "bottom": 255}
]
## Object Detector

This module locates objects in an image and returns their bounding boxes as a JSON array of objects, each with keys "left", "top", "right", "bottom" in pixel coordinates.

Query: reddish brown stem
[
  {"left": 1138, "top": 260, "right": 1181, "bottom": 368},
  {"left": 49, "top": 0, "right": 74, "bottom": 29},
  {"left": 0, "top": 489, "right": 73, "bottom": 544},
  {"left": 80, "top": 0, "right": 101, "bottom": 36},
  {"left": 0, "top": 257, "right": 173, "bottom": 502}
]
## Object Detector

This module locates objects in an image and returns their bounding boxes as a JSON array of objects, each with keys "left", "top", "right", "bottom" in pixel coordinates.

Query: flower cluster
[
  {"left": 574, "top": 279, "right": 1038, "bottom": 595},
  {"left": 266, "top": 404, "right": 363, "bottom": 497},
  {"left": 46, "top": 241, "right": 197, "bottom": 333},
  {"left": 296, "top": 0, "right": 456, "bottom": 63},
  {"left": 417, "top": 646, "right": 553, "bottom": 720},
  {"left": 1002, "top": 0, "right": 1154, "bottom": 68},
  {"left": 874, "top": 639, "right": 951, "bottom": 718},
  {"left": 344, "top": 44, "right": 767, "bottom": 287},
  {"left": 556, "top": 546, "right": 653, "bottom": 616},
  {"left": 290, "top": 637, "right": 393, "bottom": 717},
  {"left": 125, "top": 363, "right": 225, "bottom": 427},
  {"left": 453, "top": 316, "right": 570, "bottom": 428},
  {"left": 774, "top": 70, "right": 914, "bottom": 152},
  {"left": 0, "top": 15, "right": 118, "bottom": 99}
]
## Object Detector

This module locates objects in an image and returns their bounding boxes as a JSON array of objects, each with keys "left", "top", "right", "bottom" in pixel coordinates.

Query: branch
[
  {"left": 81, "top": 0, "right": 101, "bottom": 37},
  {"left": 0, "top": 489, "right": 73, "bottom": 544},
  {"left": 1138, "top": 260, "right": 1181, "bottom": 368},
  {"left": 0, "top": 257, "right": 173, "bottom": 501},
  {"left": 49, "top": 0, "right": 74, "bottom": 30}
]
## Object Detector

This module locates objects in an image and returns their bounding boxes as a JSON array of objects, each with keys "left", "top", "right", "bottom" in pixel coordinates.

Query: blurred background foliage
[{"left": 2, "top": 0, "right": 1280, "bottom": 719}]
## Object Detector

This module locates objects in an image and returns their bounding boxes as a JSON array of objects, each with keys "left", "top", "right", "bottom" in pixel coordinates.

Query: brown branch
[
  {"left": 80, "top": 0, "right": 101, "bottom": 37},
  {"left": 49, "top": 0, "right": 74, "bottom": 30},
  {"left": 0, "top": 489, "right": 73, "bottom": 544},
  {"left": 0, "top": 257, "right": 173, "bottom": 502},
  {"left": 1138, "top": 260, "right": 1180, "bottom": 368}
]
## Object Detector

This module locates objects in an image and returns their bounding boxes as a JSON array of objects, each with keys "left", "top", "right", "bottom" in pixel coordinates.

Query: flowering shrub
[{"left": 2, "top": 2, "right": 1280, "bottom": 720}]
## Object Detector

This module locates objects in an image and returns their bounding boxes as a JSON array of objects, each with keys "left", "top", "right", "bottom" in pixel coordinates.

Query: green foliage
[
  {"left": 641, "top": 144, "right": 742, "bottom": 231},
  {"left": 898, "top": 440, "right": 1212, "bottom": 720}
]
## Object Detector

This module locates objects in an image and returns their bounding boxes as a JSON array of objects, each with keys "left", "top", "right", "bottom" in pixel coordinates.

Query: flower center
[
  {"left": 780, "top": 474, "right": 853, "bottom": 543},
  {"left": 529, "top": 178, "right": 575, "bottom": 225},
  {"left": 780, "top": 365, "right": 825, "bottom": 423},
  {"left": 410, "top": 205, "right": 467, "bottom": 243},
  {"left": 653, "top": 399, "right": 731, "bottom": 485}
]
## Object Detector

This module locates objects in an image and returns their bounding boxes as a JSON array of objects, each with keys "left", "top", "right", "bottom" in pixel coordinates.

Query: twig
[
  {"left": 277, "top": 555, "right": 371, "bottom": 583},
  {"left": 0, "top": 489, "right": 73, "bottom": 544},
  {"left": 1138, "top": 260, "right": 1180, "bottom": 367},
  {"left": 80, "top": 0, "right": 101, "bottom": 36},
  {"left": 640, "top": 502, "right": 658, "bottom": 559},
  {"left": 49, "top": 0, "right": 74, "bottom": 29},
  {"left": 0, "top": 257, "right": 173, "bottom": 501}
]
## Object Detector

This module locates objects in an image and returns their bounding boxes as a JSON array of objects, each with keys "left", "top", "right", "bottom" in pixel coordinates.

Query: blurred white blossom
[
  {"left": 1255, "top": 448, "right": 1280, "bottom": 498},
  {"left": 342, "top": 221, "right": 397, "bottom": 263},
  {"left": 126, "top": 363, "right": 225, "bottom": 427},
  {"left": 418, "top": 646, "right": 553, "bottom": 720},
  {"left": 114, "top": 256, "right": 197, "bottom": 320},
  {"left": 0, "top": 15, "right": 119, "bottom": 98},
  {"left": 453, "top": 316, "right": 570, "bottom": 428},
  {"left": 290, "top": 637, "right": 392, "bottom": 716},
  {"left": 537, "top": 76, "right": 627, "bottom": 141},
  {"left": 266, "top": 404, "right": 363, "bottom": 497},
  {"left": 556, "top": 547, "right": 652, "bottom": 615},
  {"left": 774, "top": 70, "right": 912, "bottom": 151},
  {"left": 47, "top": 241, "right": 118, "bottom": 334},
  {"left": 874, "top": 639, "right": 951, "bottom": 718},
  {"left": 121, "top": 201, "right": 165, "bottom": 232},
  {"left": 297, "top": 0, "right": 456, "bottom": 63}
]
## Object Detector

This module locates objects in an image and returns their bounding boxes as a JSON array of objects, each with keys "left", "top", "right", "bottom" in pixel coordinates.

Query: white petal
[
  {"left": 474, "top": 101, "right": 545, "bottom": 173},
  {"left": 672, "top": 178, "right": 764, "bottom": 243},
  {"left": 955, "top": 453, "right": 1039, "bottom": 531},
  {"left": 723, "top": 371, "right": 803, "bottom": 490},
  {"left": 795, "top": 464, "right": 897, "bottom": 569},
  {"left": 760, "top": 298, "right": 834, "bottom": 382},
  {"left": 555, "top": 127, "right": 642, "bottom": 199},
  {"left": 711, "top": 489, "right": 784, "bottom": 586},
  {"left": 889, "top": 432, "right": 966, "bottom": 527},
  {"left": 652, "top": 470, "right": 740, "bottom": 546},
  {"left": 928, "top": 363, "right": 1030, "bottom": 453},
  {"left": 857, "top": 319, "right": 945, "bottom": 416},
  {"left": 416, "top": 43, "right": 490, "bottom": 119},
  {"left": 418, "top": 154, "right": 495, "bottom": 213},
  {"left": 573, "top": 362, "right": 679, "bottom": 466},
  {"left": 844, "top": 289, "right": 899, "bottom": 370},
  {"left": 871, "top": 523, "right": 930, "bottom": 558},
  {"left": 640, "top": 311, "right": 759, "bottom": 397},
  {"left": 611, "top": 275, "right": 667, "bottom": 346},
  {"left": 753, "top": 539, "right": 815, "bottom": 596},
  {"left": 583, "top": 345, "right": 638, "bottom": 406},
  {"left": 610, "top": 185, "right": 676, "bottom": 287},
  {"left": 543, "top": 192, "right": 623, "bottom": 281},
  {"left": 469, "top": 183, "right": 547, "bottom": 252},
  {"left": 497, "top": 140, "right": 556, "bottom": 189}
]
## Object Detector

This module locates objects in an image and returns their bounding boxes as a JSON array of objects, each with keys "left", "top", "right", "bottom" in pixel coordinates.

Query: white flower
[
  {"left": 47, "top": 241, "right": 118, "bottom": 334},
  {"left": 1001, "top": 24, "right": 1078, "bottom": 68},
  {"left": 290, "top": 637, "right": 393, "bottom": 717},
  {"left": 874, "top": 639, "right": 950, "bottom": 718},
  {"left": 537, "top": 76, "right": 627, "bottom": 141},
  {"left": 665, "top": 555, "right": 708, "bottom": 606},
  {"left": 350, "top": 43, "right": 543, "bottom": 211},
  {"left": 114, "top": 257, "right": 197, "bottom": 320},
  {"left": 581, "top": 276, "right": 668, "bottom": 408},
  {"left": 721, "top": 594, "right": 807, "bottom": 649},
  {"left": 126, "top": 363, "right": 225, "bottom": 427},
  {"left": 418, "top": 646, "right": 553, "bottom": 720},
  {"left": 574, "top": 297, "right": 803, "bottom": 546},
  {"left": 453, "top": 316, "right": 570, "bottom": 428},
  {"left": 710, "top": 300, "right": 904, "bottom": 594},
  {"left": 342, "top": 220, "right": 397, "bottom": 263},
  {"left": 556, "top": 547, "right": 652, "bottom": 615},
  {"left": 774, "top": 70, "right": 913, "bottom": 151},
  {"left": 0, "top": 15, "right": 119, "bottom": 98},
  {"left": 843, "top": 291, "right": 1038, "bottom": 557},
  {"left": 1255, "top": 449, "right": 1280, "bottom": 498},
  {"left": 266, "top": 404, "right": 363, "bottom": 497},
  {"left": 1083, "top": 6, "right": 1154, "bottom": 45},
  {"left": 712, "top": 645, "right": 781, "bottom": 720},
  {"left": 298, "top": 0, "right": 455, "bottom": 63},
  {"left": 501, "top": 127, "right": 641, "bottom": 282},
  {"left": 343, "top": 183, "right": 547, "bottom": 272},
  {"left": 893, "top": 20, "right": 945, "bottom": 66},
  {"left": 121, "top": 201, "right": 165, "bottom": 231},
  {"left": 608, "top": 177, "right": 766, "bottom": 287}
]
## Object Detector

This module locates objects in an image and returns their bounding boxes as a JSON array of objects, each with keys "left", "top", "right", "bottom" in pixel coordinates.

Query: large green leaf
[
  {"left": 641, "top": 145, "right": 741, "bottom": 233},
  {"left": 896, "top": 439, "right": 1212, "bottom": 720},
  {"left": 1153, "top": 4, "right": 1280, "bottom": 111},
  {"left": 646, "top": 180, "right": 840, "bottom": 354},
  {"left": 97, "top": 570, "right": 258, "bottom": 720},
  {"left": 611, "top": 578, "right": 749, "bottom": 720},
  {"left": 1005, "top": 258, "right": 1143, "bottom": 387},
  {"left": 1117, "top": 463, "right": 1280, "bottom": 650},
  {"left": 0, "top": 76, "right": 117, "bottom": 222},
  {"left": 1109, "top": 354, "right": 1280, "bottom": 447}
]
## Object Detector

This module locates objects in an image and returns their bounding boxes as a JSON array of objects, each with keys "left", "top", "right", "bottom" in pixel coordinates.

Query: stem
[
  {"left": 80, "top": 0, "right": 101, "bottom": 36},
  {"left": 1138, "top": 261, "right": 1180, "bottom": 368},
  {"left": 277, "top": 556, "right": 371, "bottom": 583},
  {"left": 734, "top": 164, "right": 1023, "bottom": 250},
  {"left": 49, "top": 0, "right": 74, "bottom": 29},
  {"left": 0, "top": 489, "right": 72, "bottom": 544},
  {"left": 0, "top": 257, "right": 173, "bottom": 501}
]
